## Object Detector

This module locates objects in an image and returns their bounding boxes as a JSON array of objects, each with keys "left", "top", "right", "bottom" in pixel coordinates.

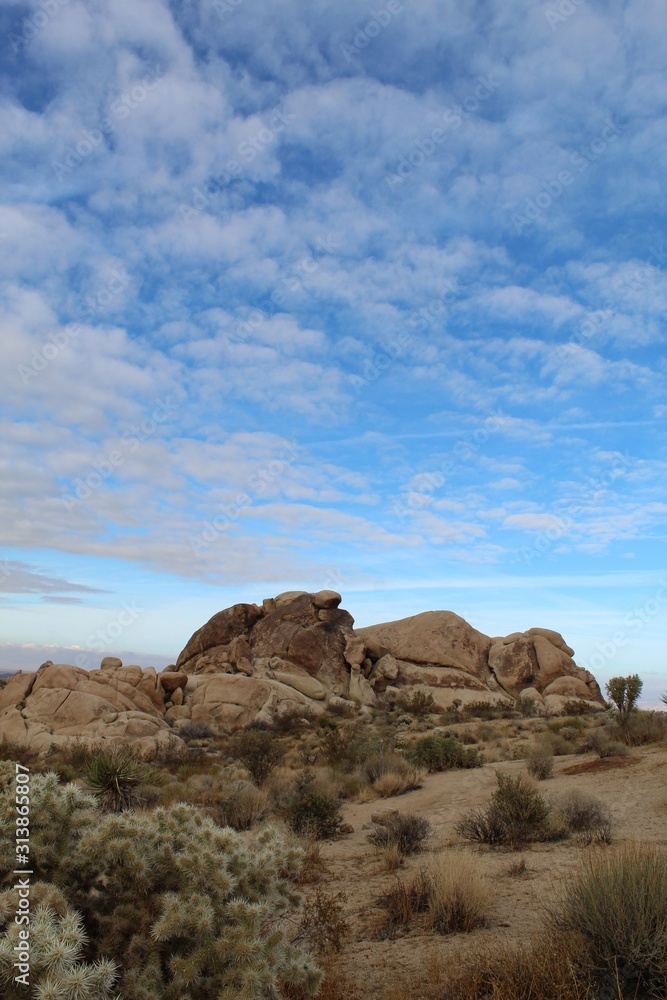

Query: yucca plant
[{"left": 82, "top": 745, "right": 160, "bottom": 811}]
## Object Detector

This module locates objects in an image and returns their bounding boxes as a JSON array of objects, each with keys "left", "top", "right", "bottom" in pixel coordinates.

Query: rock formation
[{"left": 0, "top": 591, "right": 604, "bottom": 754}]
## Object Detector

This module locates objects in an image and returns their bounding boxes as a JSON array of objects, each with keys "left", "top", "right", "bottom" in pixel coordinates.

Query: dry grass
[
  {"left": 439, "top": 934, "right": 594, "bottom": 999},
  {"left": 376, "top": 841, "right": 405, "bottom": 872},
  {"left": 425, "top": 851, "right": 490, "bottom": 934},
  {"left": 373, "top": 765, "right": 423, "bottom": 798}
]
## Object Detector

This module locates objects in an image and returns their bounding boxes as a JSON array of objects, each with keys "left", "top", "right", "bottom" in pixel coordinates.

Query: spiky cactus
[
  {"left": 0, "top": 773, "right": 321, "bottom": 999},
  {"left": 0, "top": 892, "right": 119, "bottom": 1000}
]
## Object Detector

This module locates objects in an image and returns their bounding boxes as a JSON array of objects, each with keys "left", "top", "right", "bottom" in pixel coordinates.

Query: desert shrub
[
  {"left": 578, "top": 729, "right": 628, "bottom": 758},
  {"left": 562, "top": 699, "right": 596, "bottom": 716},
  {"left": 212, "top": 779, "right": 270, "bottom": 830},
  {"left": 272, "top": 707, "right": 317, "bottom": 733},
  {"left": 0, "top": 737, "right": 39, "bottom": 767},
  {"left": 526, "top": 746, "right": 554, "bottom": 780},
  {"left": 462, "top": 699, "right": 515, "bottom": 720},
  {"left": 295, "top": 887, "right": 350, "bottom": 954},
  {"left": 556, "top": 789, "right": 612, "bottom": 845},
  {"left": 407, "top": 733, "right": 482, "bottom": 772},
  {"left": 150, "top": 733, "right": 190, "bottom": 771},
  {"left": 285, "top": 774, "right": 342, "bottom": 839},
  {"left": 548, "top": 843, "right": 667, "bottom": 997},
  {"left": 514, "top": 696, "right": 537, "bottom": 717},
  {"left": 368, "top": 812, "right": 431, "bottom": 855},
  {"left": 397, "top": 690, "right": 437, "bottom": 716},
  {"left": 0, "top": 773, "right": 322, "bottom": 999},
  {"left": 621, "top": 709, "right": 667, "bottom": 746},
  {"left": 439, "top": 934, "right": 593, "bottom": 999},
  {"left": 177, "top": 720, "right": 214, "bottom": 741},
  {"left": 456, "top": 772, "right": 551, "bottom": 847},
  {"left": 227, "top": 728, "right": 286, "bottom": 784},
  {"left": 426, "top": 851, "right": 490, "bottom": 934},
  {"left": 457, "top": 729, "right": 479, "bottom": 744},
  {"left": 511, "top": 741, "right": 530, "bottom": 760}
]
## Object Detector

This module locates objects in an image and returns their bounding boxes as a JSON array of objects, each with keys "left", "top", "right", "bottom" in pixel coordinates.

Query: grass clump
[
  {"left": 407, "top": 733, "right": 483, "bottom": 772},
  {"left": 456, "top": 771, "right": 551, "bottom": 847},
  {"left": 439, "top": 934, "right": 593, "bottom": 999},
  {"left": 548, "top": 843, "right": 667, "bottom": 997},
  {"left": 425, "top": 851, "right": 490, "bottom": 934}
]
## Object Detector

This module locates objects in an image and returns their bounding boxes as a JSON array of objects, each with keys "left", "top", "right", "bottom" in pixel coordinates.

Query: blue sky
[{"left": 1, "top": 0, "right": 666, "bottom": 704}]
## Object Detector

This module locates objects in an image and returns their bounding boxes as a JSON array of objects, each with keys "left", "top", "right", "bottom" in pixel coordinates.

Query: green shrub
[
  {"left": 548, "top": 843, "right": 667, "bottom": 997},
  {"left": 456, "top": 772, "right": 551, "bottom": 847},
  {"left": 462, "top": 699, "right": 515, "bottom": 720},
  {"left": 285, "top": 775, "right": 342, "bottom": 839},
  {"left": 227, "top": 728, "right": 286, "bottom": 784},
  {"left": 0, "top": 771, "right": 322, "bottom": 999},
  {"left": 368, "top": 812, "right": 431, "bottom": 855},
  {"left": 407, "top": 733, "right": 482, "bottom": 772},
  {"left": 397, "top": 690, "right": 437, "bottom": 716}
]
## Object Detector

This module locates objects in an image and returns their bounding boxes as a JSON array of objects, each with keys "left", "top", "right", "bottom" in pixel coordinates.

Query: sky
[{"left": 1, "top": 0, "right": 666, "bottom": 705}]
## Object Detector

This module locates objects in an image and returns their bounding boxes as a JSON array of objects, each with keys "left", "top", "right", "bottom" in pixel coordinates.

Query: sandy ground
[{"left": 311, "top": 744, "right": 667, "bottom": 997}]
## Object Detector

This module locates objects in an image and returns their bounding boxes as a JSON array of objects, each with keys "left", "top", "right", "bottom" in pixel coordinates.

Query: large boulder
[
  {"left": 356, "top": 611, "right": 493, "bottom": 682},
  {"left": 0, "top": 661, "right": 175, "bottom": 758}
]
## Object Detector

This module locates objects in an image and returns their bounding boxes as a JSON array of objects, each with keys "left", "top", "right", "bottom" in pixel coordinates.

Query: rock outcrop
[{"left": 0, "top": 591, "right": 605, "bottom": 753}]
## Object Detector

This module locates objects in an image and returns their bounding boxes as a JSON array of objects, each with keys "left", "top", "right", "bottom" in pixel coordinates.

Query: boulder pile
[{"left": 0, "top": 590, "right": 604, "bottom": 755}]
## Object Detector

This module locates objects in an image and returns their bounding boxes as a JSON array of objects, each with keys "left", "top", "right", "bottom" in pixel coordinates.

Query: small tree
[{"left": 605, "top": 675, "right": 643, "bottom": 732}]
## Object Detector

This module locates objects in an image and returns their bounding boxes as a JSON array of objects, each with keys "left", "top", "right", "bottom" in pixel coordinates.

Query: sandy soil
[{"left": 312, "top": 744, "right": 667, "bottom": 997}]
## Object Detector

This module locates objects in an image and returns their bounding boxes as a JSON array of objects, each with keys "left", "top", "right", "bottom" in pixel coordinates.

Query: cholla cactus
[
  {"left": 0, "top": 775, "right": 321, "bottom": 999},
  {"left": 0, "top": 897, "right": 119, "bottom": 1000},
  {"left": 0, "top": 772, "right": 97, "bottom": 885}
]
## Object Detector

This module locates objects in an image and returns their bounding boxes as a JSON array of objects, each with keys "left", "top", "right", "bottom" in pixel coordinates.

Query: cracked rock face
[{"left": 0, "top": 592, "right": 605, "bottom": 753}]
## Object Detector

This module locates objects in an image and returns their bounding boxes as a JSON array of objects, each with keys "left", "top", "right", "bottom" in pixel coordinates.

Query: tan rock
[
  {"left": 543, "top": 676, "right": 591, "bottom": 700},
  {"left": 159, "top": 671, "right": 188, "bottom": 693},
  {"left": 488, "top": 638, "right": 540, "bottom": 697},
  {"left": 0, "top": 672, "right": 36, "bottom": 713},
  {"left": 171, "top": 686, "right": 184, "bottom": 706},
  {"left": 274, "top": 590, "right": 309, "bottom": 608},
  {"left": 272, "top": 671, "right": 326, "bottom": 700},
  {"left": 361, "top": 634, "right": 390, "bottom": 661},
  {"left": 100, "top": 656, "right": 122, "bottom": 670},
  {"left": 356, "top": 611, "right": 492, "bottom": 681},
  {"left": 312, "top": 590, "right": 342, "bottom": 609},
  {"left": 532, "top": 635, "right": 579, "bottom": 690},
  {"left": 373, "top": 653, "right": 398, "bottom": 680},
  {"left": 166, "top": 705, "right": 191, "bottom": 721},
  {"left": 525, "top": 627, "right": 574, "bottom": 657}
]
